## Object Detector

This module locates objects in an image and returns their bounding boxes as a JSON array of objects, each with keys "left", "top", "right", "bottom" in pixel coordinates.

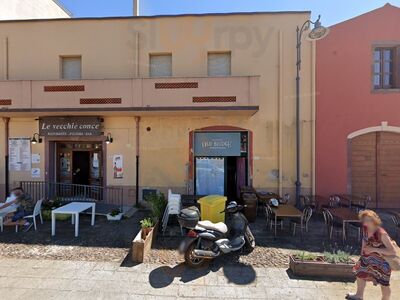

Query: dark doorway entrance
[
  {"left": 72, "top": 151, "right": 90, "bottom": 185},
  {"left": 56, "top": 142, "right": 103, "bottom": 187},
  {"left": 226, "top": 157, "right": 238, "bottom": 201}
]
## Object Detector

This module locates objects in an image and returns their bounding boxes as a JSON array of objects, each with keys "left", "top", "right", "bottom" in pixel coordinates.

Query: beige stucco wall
[
  {"left": 0, "top": 0, "right": 70, "bottom": 20},
  {"left": 0, "top": 12, "right": 315, "bottom": 202}
]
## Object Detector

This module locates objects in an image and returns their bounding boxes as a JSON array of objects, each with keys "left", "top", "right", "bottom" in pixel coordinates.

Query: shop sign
[
  {"left": 194, "top": 132, "right": 241, "bottom": 157},
  {"left": 39, "top": 117, "right": 102, "bottom": 136}
]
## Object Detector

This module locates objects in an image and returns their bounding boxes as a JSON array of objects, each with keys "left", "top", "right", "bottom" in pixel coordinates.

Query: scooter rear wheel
[{"left": 184, "top": 243, "right": 208, "bottom": 268}]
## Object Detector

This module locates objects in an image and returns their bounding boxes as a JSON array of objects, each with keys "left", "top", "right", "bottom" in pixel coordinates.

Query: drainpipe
[
  {"left": 3, "top": 117, "right": 10, "bottom": 197},
  {"left": 135, "top": 116, "right": 141, "bottom": 206}
]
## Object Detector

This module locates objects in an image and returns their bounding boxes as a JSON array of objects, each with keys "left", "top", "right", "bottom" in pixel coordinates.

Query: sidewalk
[{"left": 0, "top": 258, "right": 398, "bottom": 299}]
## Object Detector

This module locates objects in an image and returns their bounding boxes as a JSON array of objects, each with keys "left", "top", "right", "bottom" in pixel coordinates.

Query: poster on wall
[
  {"left": 31, "top": 153, "right": 40, "bottom": 164},
  {"left": 8, "top": 138, "right": 31, "bottom": 171},
  {"left": 31, "top": 168, "right": 41, "bottom": 178},
  {"left": 113, "top": 154, "right": 123, "bottom": 179}
]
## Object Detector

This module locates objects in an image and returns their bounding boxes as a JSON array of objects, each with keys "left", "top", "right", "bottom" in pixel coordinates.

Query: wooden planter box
[
  {"left": 131, "top": 220, "right": 159, "bottom": 263},
  {"left": 289, "top": 255, "right": 355, "bottom": 281}
]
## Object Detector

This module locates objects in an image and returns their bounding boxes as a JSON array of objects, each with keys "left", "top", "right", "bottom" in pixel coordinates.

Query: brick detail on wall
[
  {"left": 155, "top": 82, "right": 198, "bottom": 89},
  {"left": 80, "top": 98, "right": 122, "bottom": 105},
  {"left": 44, "top": 85, "right": 85, "bottom": 92},
  {"left": 193, "top": 96, "right": 236, "bottom": 103},
  {"left": 0, "top": 99, "right": 12, "bottom": 105}
]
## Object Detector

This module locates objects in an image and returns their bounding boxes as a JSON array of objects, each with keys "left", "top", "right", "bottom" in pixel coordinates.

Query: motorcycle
[{"left": 178, "top": 201, "right": 256, "bottom": 268}]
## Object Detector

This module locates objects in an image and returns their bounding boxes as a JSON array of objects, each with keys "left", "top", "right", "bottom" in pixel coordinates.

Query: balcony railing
[{"left": 0, "top": 76, "right": 259, "bottom": 114}]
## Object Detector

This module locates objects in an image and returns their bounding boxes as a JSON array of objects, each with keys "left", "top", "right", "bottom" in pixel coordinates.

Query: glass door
[{"left": 195, "top": 157, "right": 225, "bottom": 195}]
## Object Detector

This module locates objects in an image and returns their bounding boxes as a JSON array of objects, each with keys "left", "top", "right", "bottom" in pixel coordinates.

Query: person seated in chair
[{"left": 0, "top": 187, "right": 34, "bottom": 231}]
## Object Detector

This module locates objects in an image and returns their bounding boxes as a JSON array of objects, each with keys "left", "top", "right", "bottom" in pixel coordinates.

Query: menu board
[{"left": 9, "top": 138, "right": 31, "bottom": 171}]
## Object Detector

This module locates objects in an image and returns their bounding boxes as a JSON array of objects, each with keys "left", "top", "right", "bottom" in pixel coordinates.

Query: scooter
[{"left": 178, "top": 201, "right": 256, "bottom": 268}]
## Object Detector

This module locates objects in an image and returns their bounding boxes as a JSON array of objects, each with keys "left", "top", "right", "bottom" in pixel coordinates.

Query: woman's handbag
[{"left": 384, "top": 240, "right": 400, "bottom": 271}]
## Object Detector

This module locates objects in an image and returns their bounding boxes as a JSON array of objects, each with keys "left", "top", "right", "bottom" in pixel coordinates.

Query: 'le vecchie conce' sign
[{"left": 39, "top": 117, "right": 102, "bottom": 136}]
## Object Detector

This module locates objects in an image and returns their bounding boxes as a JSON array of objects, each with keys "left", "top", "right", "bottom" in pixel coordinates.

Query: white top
[{"left": 52, "top": 202, "right": 95, "bottom": 214}]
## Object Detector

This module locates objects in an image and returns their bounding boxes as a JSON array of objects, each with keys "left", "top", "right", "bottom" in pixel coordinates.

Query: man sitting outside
[{"left": 0, "top": 187, "right": 35, "bottom": 231}]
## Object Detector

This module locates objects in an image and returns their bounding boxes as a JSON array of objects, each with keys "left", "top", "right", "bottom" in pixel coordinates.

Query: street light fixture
[
  {"left": 295, "top": 15, "right": 329, "bottom": 207},
  {"left": 31, "top": 133, "right": 42, "bottom": 144}
]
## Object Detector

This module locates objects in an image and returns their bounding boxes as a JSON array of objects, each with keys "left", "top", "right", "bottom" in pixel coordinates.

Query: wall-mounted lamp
[
  {"left": 31, "top": 133, "right": 42, "bottom": 145},
  {"left": 105, "top": 133, "right": 113, "bottom": 144}
]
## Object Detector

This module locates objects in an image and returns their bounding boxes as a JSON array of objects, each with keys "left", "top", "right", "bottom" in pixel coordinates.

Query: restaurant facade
[{"left": 0, "top": 11, "right": 316, "bottom": 207}]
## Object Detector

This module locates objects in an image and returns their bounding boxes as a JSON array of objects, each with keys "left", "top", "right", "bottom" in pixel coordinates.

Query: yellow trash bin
[{"left": 198, "top": 195, "right": 227, "bottom": 223}]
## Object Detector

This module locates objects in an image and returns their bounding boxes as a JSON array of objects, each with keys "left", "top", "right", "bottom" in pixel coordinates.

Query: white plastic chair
[
  {"left": 162, "top": 190, "right": 182, "bottom": 234},
  {"left": 16, "top": 198, "right": 44, "bottom": 232}
]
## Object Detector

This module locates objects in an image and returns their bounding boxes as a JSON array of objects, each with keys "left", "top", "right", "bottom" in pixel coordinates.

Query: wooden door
[
  {"left": 350, "top": 131, "right": 400, "bottom": 208},
  {"left": 350, "top": 133, "right": 377, "bottom": 207},
  {"left": 377, "top": 132, "right": 400, "bottom": 208}
]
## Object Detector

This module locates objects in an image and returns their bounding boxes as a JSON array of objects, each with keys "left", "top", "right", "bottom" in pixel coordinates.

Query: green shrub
[{"left": 146, "top": 192, "right": 167, "bottom": 220}]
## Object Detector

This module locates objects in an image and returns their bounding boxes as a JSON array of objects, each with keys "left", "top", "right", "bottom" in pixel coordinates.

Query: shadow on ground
[{"left": 148, "top": 261, "right": 256, "bottom": 288}]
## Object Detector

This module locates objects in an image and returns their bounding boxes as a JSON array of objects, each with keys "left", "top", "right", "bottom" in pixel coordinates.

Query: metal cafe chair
[
  {"left": 265, "top": 205, "right": 283, "bottom": 231},
  {"left": 280, "top": 193, "right": 290, "bottom": 205},
  {"left": 322, "top": 209, "right": 343, "bottom": 240},
  {"left": 391, "top": 215, "right": 400, "bottom": 239},
  {"left": 291, "top": 206, "right": 313, "bottom": 236}
]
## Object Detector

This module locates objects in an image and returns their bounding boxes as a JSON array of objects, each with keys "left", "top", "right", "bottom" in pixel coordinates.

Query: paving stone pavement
[{"left": 0, "top": 258, "right": 399, "bottom": 299}]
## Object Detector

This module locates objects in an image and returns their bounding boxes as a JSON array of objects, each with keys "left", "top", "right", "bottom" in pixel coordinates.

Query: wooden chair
[
  {"left": 265, "top": 205, "right": 283, "bottom": 231},
  {"left": 291, "top": 206, "right": 313, "bottom": 236}
]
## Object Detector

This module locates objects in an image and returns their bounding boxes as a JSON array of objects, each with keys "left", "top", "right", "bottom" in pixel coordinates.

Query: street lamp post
[{"left": 295, "top": 15, "right": 329, "bottom": 207}]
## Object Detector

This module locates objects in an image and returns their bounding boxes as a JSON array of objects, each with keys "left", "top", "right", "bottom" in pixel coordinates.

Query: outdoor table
[
  {"left": 51, "top": 202, "right": 96, "bottom": 237},
  {"left": 329, "top": 207, "right": 360, "bottom": 242},
  {"left": 271, "top": 204, "right": 303, "bottom": 238}
]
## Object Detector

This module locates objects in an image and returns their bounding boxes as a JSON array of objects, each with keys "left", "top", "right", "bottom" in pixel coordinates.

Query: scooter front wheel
[
  {"left": 184, "top": 243, "right": 208, "bottom": 268},
  {"left": 245, "top": 226, "right": 256, "bottom": 250}
]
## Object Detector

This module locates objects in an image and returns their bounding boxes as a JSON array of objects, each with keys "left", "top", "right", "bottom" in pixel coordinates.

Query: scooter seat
[{"left": 197, "top": 220, "right": 228, "bottom": 234}]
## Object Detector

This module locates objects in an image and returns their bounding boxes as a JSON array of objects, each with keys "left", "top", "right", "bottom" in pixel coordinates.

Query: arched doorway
[{"left": 349, "top": 131, "right": 400, "bottom": 208}]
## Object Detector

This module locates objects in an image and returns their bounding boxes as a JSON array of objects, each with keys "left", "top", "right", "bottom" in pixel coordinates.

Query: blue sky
[{"left": 59, "top": 0, "right": 400, "bottom": 26}]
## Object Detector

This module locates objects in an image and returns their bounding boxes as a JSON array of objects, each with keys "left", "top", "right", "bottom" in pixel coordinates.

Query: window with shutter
[
  {"left": 149, "top": 54, "right": 172, "bottom": 77},
  {"left": 61, "top": 56, "right": 82, "bottom": 80},
  {"left": 372, "top": 46, "right": 400, "bottom": 90},
  {"left": 208, "top": 52, "right": 231, "bottom": 76}
]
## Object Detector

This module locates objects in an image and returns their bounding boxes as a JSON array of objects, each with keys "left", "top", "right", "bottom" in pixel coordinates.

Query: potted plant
[
  {"left": 140, "top": 217, "right": 154, "bottom": 239},
  {"left": 289, "top": 250, "right": 355, "bottom": 280},
  {"left": 106, "top": 209, "right": 123, "bottom": 221},
  {"left": 42, "top": 198, "right": 70, "bottom": 221},
  {"left": 132, "top": 192, "right": 167, "bottom": 263}
]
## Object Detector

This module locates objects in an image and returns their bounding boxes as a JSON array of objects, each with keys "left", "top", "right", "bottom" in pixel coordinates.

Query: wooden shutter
[
  {"left": 61, "top": 57, "right": 81, "bottom": 80},
  {"left": 377, "top": 132, "right": 400, "bottom": 208},
  {"left": 149, "top": 54, "right": 172, "bottom": 77},
  {"left": 208, "top": 52, "right": 231, "bottom": 76},
  {"left": 350, "top": 132, "right": 377, "bottom": 207}
]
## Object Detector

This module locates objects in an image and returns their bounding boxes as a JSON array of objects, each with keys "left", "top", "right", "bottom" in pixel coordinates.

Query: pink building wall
[{"left": 316, "top": 4, "right": 400, "bottom": 196}]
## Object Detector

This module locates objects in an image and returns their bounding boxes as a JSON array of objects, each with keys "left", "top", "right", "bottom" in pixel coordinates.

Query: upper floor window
[
  {"left": 61, "top": 56, "right": 82, "bottom": 80},
  {"left": 149, "top": 54, "right": 172, "bottom": 77},
  {"left": 373, "top": 47, "right": 399, "bottom": 90},
  {"left": 208, "top": 52, "right": 231, "bottom": 76}
]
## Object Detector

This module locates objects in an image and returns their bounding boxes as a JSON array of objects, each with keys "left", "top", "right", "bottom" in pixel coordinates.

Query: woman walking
[{"left": 346, "top": 210, "right": 396, "bottom": 300}]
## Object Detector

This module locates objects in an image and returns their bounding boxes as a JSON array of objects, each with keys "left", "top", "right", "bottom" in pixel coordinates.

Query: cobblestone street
[{"left": 0, "top": 257, "right": 399, "bottom": 299}]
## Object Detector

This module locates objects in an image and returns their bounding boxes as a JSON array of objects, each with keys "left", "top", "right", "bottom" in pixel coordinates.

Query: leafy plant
[
  {"left": 146, "top": 192, "right": 167, "bottom": 220},
  {"left": 323, "top": 250, "right": 353, "bottom": 264},
  {"left": 109, "top": 209, "right": 121, "bottom": 217},
  {"left": 295, "top": 251, "right": 319, "bottom": 261},
  {"left": 140, "top": 218, "right": 154, "bottom": 229}
]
